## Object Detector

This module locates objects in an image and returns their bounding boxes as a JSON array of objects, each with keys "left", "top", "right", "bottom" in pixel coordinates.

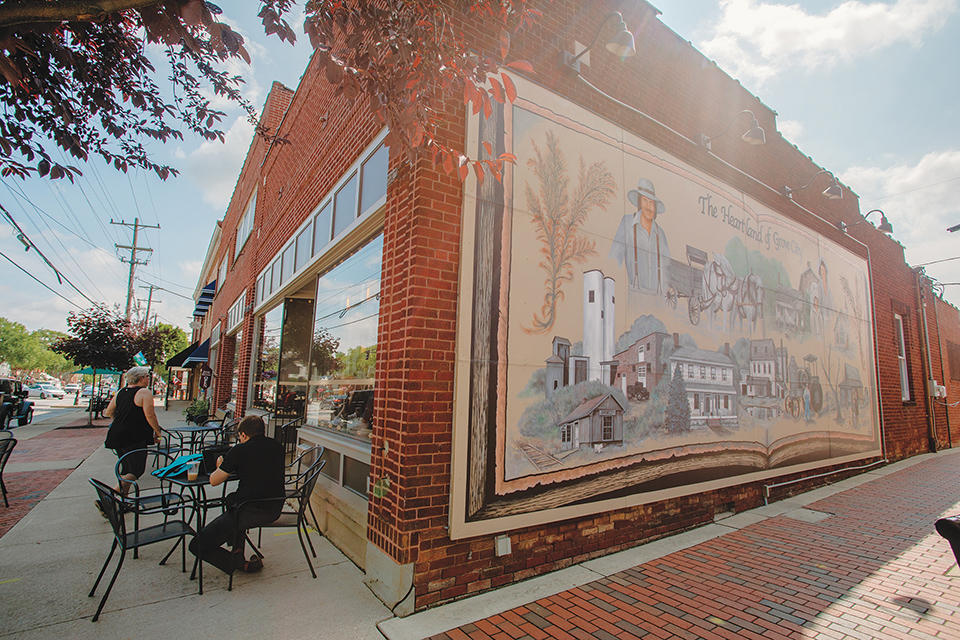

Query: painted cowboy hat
[{"left": 627, "top": 177, "right": 666, "bottom": 214}]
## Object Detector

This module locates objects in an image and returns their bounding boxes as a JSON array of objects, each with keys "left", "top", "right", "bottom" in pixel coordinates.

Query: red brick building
[{"left": 190, "top": 0, "right": 956, "bottom": 614}]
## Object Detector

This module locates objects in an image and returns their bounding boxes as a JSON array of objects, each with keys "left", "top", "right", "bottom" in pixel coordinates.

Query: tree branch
[{"left": 0, "top": 0, "right": 162, "bottom": 29}]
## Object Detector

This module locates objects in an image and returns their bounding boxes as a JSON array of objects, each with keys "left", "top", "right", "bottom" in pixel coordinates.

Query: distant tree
[
  {"left": 0, "top": 317, "right": 33, "bottom": 370},
  {"left": 51, "top": 305, "right": 134, "bottom": 373},
  {"left": 664, "top": 363, "right": 691, "bottom": 434},
  {"left": 134, "top": 323, "right": 189, "bottom": 377},
  {"left": 31, "top": 329, "right": 74, "bottom": 375},
  {"left": 0, "top": 0, "right": 534, "bottom": 182}
]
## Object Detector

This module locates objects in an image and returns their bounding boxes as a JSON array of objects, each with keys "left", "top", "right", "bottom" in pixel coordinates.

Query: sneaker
[
  {"left": 242, "top": 556, "right": 263, "bottom": 573},
  {"left": 94, "top": 500, "right": 107, "bottom": 519}
]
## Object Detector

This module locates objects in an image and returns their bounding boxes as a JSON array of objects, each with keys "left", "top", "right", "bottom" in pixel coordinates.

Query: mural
[{"left": 451, "top": 74, "right": 880, "bottom": 538}]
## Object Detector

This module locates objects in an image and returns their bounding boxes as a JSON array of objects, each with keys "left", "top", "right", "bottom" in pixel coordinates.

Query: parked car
[
  {"left": 64, "top": 383, "right": 81, "bottom": 395},
  {"left": 81, "top": 385, "right": 94, "bottom": 398},
  {"left": 0, "top": 378, "right": 34, "bottom": 428},
  {"left": 25, "top": 384, "right": 48, "bottom": 399},
  {"left": 39, "top": 384, "right": 65, "bottom": 399}
]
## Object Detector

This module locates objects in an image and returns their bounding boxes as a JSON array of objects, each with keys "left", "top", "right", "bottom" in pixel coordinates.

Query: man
[
  {"left": 189, "top": 415, "right": 285, "bottom": 575},
  {"left": 102, "top": 366, "right": 162, "bottom": 496},
  {"left": 610, "top": 177, "right": 671, "bottom": 294}
]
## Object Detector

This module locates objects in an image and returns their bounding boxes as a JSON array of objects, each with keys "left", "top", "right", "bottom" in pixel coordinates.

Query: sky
[{"left": 1, "top": 0, "right": 958, "bottom": 337}]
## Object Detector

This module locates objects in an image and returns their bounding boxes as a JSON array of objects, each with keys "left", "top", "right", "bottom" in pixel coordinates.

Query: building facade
[{"left": 189, "top": 0, "right": 958, "bottom": 614}]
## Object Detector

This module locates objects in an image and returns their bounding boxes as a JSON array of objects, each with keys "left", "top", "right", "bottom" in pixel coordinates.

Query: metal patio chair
[{"left": 88, "top": 478, "right": 194, "bottom": 622}]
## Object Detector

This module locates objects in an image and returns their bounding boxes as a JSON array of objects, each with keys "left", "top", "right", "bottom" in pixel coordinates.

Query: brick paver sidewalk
[
  {"left": 431, "top": 455, "right": 960, "bottom": 640},
  {"left": 1, "top": 419, "right": 108, "bottom": 538}
]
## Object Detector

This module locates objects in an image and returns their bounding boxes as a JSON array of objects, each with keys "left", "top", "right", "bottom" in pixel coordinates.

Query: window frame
[{"left": 894, "top": 314, "right": 910, "bottom": 402}]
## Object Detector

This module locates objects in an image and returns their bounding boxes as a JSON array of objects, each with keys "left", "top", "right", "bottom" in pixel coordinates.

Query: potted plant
[{"left": 183, "top": 396, "right": 210, "bottom": 424}]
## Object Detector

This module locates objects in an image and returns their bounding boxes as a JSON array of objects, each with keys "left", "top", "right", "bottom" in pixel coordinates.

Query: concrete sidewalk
[{"left": 4, "top": 403, "right": 960, "bottom": 639}]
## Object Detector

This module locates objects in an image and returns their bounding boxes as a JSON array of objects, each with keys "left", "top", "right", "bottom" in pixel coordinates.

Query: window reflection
[
  {"left": 253, "top": 306, "right": 282, "bottom": 411},
  {"left": 306, "top": 233, "right": 382, "bottom": 441},
  {"left": 229, "top": 328, "right": 243, "bottom": 406}
]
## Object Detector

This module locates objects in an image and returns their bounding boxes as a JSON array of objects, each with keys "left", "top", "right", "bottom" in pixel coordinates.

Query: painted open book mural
[{"left": 450, "top": 74, "right": 880, "bottom": 538}]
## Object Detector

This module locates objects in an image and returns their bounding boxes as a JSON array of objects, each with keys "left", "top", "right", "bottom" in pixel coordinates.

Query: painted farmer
[{"left": 610, "top": 177, "right": 671, "bottom": 294}]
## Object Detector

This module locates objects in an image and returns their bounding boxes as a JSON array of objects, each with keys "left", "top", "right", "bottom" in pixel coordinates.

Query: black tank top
[{"left": 113, "top": 386, "right": 153, "bottom": 444}]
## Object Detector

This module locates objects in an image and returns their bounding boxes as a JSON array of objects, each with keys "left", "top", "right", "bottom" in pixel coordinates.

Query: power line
[
  {"left": 0, "top": 251, "right": 83, "bottom": 309},
  {"left": 914, "top": 255, "right": 960, "bottom": 268},
  {"left": 861, "top": 175, "right": 960, "bottom": 204},
  {"left": 0, "top": 203, "right": 99, "bottom": 305}
]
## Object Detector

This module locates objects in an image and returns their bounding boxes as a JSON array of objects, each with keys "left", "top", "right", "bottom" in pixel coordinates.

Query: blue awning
[
  {"left": 166, "top": 341, "right": 199, "bottom": 369},
  {"left": 193, "top": 280, "right": 216, "bottom": 317},
  {"left": 183, "top": 338, "right": 210, "bottom": 366}
]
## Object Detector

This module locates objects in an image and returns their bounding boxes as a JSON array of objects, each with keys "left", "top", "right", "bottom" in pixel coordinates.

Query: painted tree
[
  {"left": 664, "top": 363, "right": 691, "bottom": 434},
  {"left": 524, "top": 130, "right": 616, "bottom": 333},
  {"left": 0, "top": 0, "right": 537, "bottom": 182}
]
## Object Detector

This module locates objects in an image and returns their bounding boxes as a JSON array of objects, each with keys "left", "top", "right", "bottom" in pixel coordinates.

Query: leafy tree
[
  {"left": 0, "top": 0, "right": 536, "bottom": 182},
  {"left": 51, "top": 304, "right": 134, "bottom": 372},
  {"left": 0, "top": 317, "right": 33, "bottom": 370},
  {"left": 134, "top": 323, "right": 189, "bottom": 377},
  {"left": 664, "top": 363, "right": 691, "bottom": 434}
]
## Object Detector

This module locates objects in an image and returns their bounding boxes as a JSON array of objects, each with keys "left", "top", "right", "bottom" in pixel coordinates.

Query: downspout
[
  {"left": 932, "top": 286, "right": 952, "bottom": 448},
  {"left": 915, "top": 268, "right": 937, "bottom": 452}
]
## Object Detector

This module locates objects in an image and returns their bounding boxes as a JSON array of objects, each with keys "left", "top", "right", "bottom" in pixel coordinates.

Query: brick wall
[{"left": 191, "top": 0, "right": 946, "bottom": 613}]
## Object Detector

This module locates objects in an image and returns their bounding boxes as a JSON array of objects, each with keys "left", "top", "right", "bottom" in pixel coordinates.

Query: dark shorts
[{"left": 116, "top": 442, "right": 150, "bottom": 478}]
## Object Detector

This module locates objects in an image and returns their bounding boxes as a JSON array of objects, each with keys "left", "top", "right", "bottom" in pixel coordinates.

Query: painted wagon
[{"left": 664, "top": 245, "right": 709, "bottom": 325}]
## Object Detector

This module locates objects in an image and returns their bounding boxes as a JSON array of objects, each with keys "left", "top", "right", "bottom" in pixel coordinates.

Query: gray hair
[{"left": 126, "top": 366, "right": 150, "bottom": 384}]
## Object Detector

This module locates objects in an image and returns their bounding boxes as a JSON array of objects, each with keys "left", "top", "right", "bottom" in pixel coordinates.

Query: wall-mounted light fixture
[
  {"left": 560, "top": 12, "right": 636, "bottom": 75},
  {"left": 838, "top": 209, "right": 893, "bottom": 234},
  {"left": 698, "top": 110, "right": 766, "bottom": 150},
  {"left": 782, "top": 169, "right": 842, "bottom": 201}
]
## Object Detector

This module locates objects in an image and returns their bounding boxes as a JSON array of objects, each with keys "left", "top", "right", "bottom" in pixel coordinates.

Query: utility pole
[
  {"left": 139, "top": 284, "right": 162, "bottom": 330},
  {"left": 112, "top": 218, "right": 160, "bottom": 323}
]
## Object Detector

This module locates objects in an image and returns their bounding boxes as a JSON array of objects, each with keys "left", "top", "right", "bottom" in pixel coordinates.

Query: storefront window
[
  {"left": 229, "top": 328, "right": 243, "bottom": 407},
  {"left": 306, "top": 233, "right": 382, "bottom": 441},
  {"left": 252, "top": 306, "right": 282, "bottom": 411}
]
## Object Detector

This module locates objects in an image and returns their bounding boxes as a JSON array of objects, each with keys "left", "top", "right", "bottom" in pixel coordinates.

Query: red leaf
[
  {"left": 501, "top": 73, "right": 517, "bottom": 103},
  {"left": 483, "top": 141, "right": 493, "bottom": 156},
  {"left": 489, "top": 78, "right": 503, "bottom": 103},
  {"left": 482, "top": 93, "right": 492, "bottom": 119},
  {"left": 500, "top": 29, "right": 510, "bottom": 60},
  {"left": 443, "top": 152, "right": 454, "bottom": 175},
  {"left": 504, "top": 60, "right": 534, "bottom": 73},
  {"left": 458, "top": 157, "right": 469, "bottom": 181},
  {"left": 474, "top": 162, "right": 485, "bottom": 186}
]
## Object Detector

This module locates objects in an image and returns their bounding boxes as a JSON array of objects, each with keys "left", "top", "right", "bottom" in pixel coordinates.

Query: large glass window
[
  {"left": 305, "top": 233, "right": 382, "bottom": 441},
  {"left": 252, "top": 306, "right": 282, "bottom": 411}
]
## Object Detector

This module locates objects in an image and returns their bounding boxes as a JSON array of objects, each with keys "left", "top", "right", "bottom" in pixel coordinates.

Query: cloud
[
  {"left": 184, "top": 116, "right": 256, "bottom": 210},
  {"left": 841, "top": 150, "right": 960, "bottom": 303},
  {"left": 699, "top": 0, "right": 958, "bottom": 85},
  {"left": 776, "top": 119, "right": 804, "bottom": 144}
]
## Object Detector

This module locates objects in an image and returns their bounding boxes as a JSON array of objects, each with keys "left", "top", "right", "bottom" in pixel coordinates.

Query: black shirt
[
  {"left": 109, "top": 386, "right": 153, "bottom": 447},
  {"left": 219, "top": 434, "right": 285, "bottom": 510}
]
